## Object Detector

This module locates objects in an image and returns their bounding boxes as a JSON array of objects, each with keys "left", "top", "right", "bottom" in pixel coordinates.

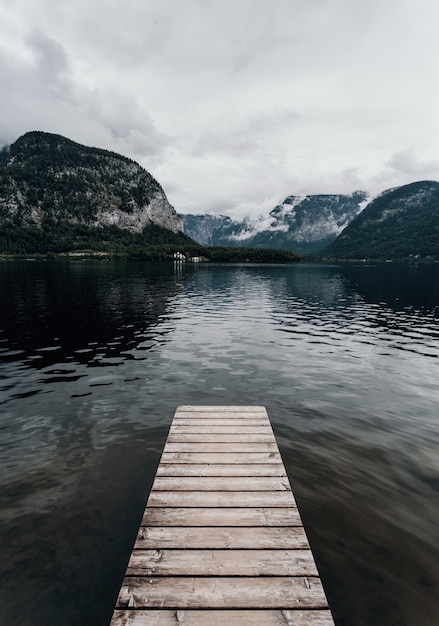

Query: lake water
[{"left": 0, "top": 260, "right": 438, "bottom": 626}]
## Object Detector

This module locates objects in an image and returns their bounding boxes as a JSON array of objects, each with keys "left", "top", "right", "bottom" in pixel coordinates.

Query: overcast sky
[{"left": 1, "top": 0, "right": 439, "bottom": 218}]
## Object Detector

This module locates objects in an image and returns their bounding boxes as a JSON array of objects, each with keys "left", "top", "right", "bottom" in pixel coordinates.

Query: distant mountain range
[
  {"left": 1, "top": 132, "right": 437, "bottom": 261},
  {"left": 0, "top": 132, "right": 298, "bottom": 262},
  {"left": 184, "top": 182, "right": 439, "bottom": 260},
  {"left": 183, "top": 192, "right": 368, "bottom": 255}
]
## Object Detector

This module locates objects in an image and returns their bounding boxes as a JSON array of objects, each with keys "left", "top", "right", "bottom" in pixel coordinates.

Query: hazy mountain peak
[{"left": 183, "top": 191, "right": 368, "bottom": 254}]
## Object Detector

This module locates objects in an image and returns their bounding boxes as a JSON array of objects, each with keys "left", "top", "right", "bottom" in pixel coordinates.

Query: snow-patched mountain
[
  {"left": 323, "top": 180, "right": 439, "bottom": 260},
  {"left": 182, "top": 214, "right": 245, "bottom": 247},
  {"left": 183, "top": 192, "right": 368, "bottom": 254}
]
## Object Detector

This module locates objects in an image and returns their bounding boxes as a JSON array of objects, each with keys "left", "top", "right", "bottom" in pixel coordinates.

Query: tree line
[{"left": 0, "top": 223, "right": 300, "bottom": 262}]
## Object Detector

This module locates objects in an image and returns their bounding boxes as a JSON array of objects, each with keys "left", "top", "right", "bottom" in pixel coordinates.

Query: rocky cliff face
[
  {"left": 183, "top": 191, "right": 368, "bottom": 254},
  {"left": 182, "top": 214, "right": 243, "bottom": 246},
  {"left": 0, "top": 131, "right": 183, "bottom": 234}
]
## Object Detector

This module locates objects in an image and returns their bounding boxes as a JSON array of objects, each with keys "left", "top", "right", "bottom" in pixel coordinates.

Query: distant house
[
  {"left": 190, "top": 256, "right": 202, "bottom": 263},
  {"left": 173, "top": 252, "right": 186, "bottom": 261}
]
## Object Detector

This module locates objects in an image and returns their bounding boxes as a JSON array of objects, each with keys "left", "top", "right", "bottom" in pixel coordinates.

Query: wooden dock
[{"left": 111, "top": 406, "right": 335, "bottom": 625}]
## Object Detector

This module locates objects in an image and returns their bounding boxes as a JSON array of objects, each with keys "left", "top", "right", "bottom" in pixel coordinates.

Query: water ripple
[{"left": 0, "top": 261, "right": 438, "bottom": 626}]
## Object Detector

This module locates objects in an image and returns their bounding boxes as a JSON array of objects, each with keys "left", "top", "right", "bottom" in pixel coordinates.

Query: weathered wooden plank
[
  {"left": 174, "top": 413, "right": 270, "bottom": 419},
  {"left": 126, "top": 549, "right": 319, "bottom": 577},
  {"left": 169, "top": 425, "right": 273, "bottom": 434},
  {"left": 176, "top": 409, "right": 267, "bottom": 412},
  {"left": 147, "top": 491, "right": 296, "bottom": 508},
  {"left": 116, "top": 577, "right": 329, "bottom": 609},
  {"left": 161, "top": 452, "right": 283, "bottom": 464},
  {"left": 173, "top": 412, "right": 269, "bottom": 417},
  {"left": 141, "top": 507, "right": 302, "bottom": 527},
  {"left": 113, "top": 609, "right": 334, "bottom": 626},
  {"left": 171, "top": 418, "right": 270, "bottom": 426},
  {"left": 111, "top": 610, "right": 336, "bottom": 626},
  {"left": 163, "top": 442, "right": 278, "bottom": 453},
  {"left": 167, "top": 433, "right": 274, "bottom": 443},
  {"left": 110, "top": 406, "right": 335, "bottom": 626},
  {"left": 156, "top": 464, "right": 286, "bottom": 477},
  {"left": 151, "top": 476, "right": 291, "bottom": 492},
  {"left": 134, "top": 526, "right": 310, "bottom": 550},
  {"left": 176, "top": 406, "right": 267, "bottom": 413}
]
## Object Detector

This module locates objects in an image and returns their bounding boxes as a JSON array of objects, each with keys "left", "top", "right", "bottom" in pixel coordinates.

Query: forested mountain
[
  {"left": 6, "top": 132, "right": 436, "bottom": 262},
  {"left": 0, "top": 131, "right": 183, "bottom": 232},
  {"left": 0, "top": 131, "right": 299, "bottom": 261},
  {"left": 0, "top": 146, "right": 8, "bottom": 166},
  {"left": 323, "top": 181, "right": 439, "bottom": 260},
  {"left": 183, "top": 192, "right": 368, "bottom": 254},
  {"left": 0, "top": 131, "right": 195, "bottom": 255}
]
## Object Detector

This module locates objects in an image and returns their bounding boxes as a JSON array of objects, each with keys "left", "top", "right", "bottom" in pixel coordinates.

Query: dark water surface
[{"left": 0, "top": 260, "right": 438, "bottom": 626}]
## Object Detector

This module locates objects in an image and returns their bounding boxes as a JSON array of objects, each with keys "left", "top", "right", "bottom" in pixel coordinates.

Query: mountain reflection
[
  {"left": 337, "top": 262, "right": 439, "bottom": 313},
  {"left": 0, "top": 261, "right": 182, "bottom": 369},
  {"left": 265, "top": 263, "right": 439, "bottom": 348}
]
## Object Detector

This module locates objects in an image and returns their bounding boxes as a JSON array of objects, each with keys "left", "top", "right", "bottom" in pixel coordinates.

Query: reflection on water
[{"left": 0, "top": 260, "right": 438, "bottom": 626}]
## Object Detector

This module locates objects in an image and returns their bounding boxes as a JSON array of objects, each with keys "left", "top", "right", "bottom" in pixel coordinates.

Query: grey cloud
[
  {"left": 26, "top": 30, "right": 74, "bottom": 100},
  {"left": 27, "top": 30, "right": 69, "bottom": 76},
  {"left": 0, "top": 16, "right": 170, "bottom": 159},
  {"left": 64, "top": 2, "right": 173, "bottom": 68},
  {"left": 387, "top": 148, "right": 439, "bottom": 178},
  {"left": 192, "top": 108, "right": 300, "bottom": 157},
  {"left": 93, "top": 96, "right": 171, "bottom": 159},
  {"left": 1, "top": 0, "right": 439, "bottom": 216}
]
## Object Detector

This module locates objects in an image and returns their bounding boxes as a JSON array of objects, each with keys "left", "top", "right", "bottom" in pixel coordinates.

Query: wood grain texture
[
  {"left": 147, "top": 490, "right": 296, "bottom": 508},
  {"left": 126, "top": 549, "right": 319, "bottom": 577},
  {"left": 141, "top": 507, "right": 302, "bottom": 527},
  {"left": 156, "top": 463, "right": 286, "bottom": 477},
  {"left": 116, "top": 577, "right": 329, "bottom": 609},
  {"left": 171, "top": 418, "right": 270, "bottom": 426},
  {"left": 167, "top": 433, "right": 274, "bottom": 442},
  {"left": 110, "top": 406, "right": 334, "bottom": 625},
  {"left": 176, "top": 405, "right": 267, "bottom": 413},
  {"left": 151, "top": 476, "right": 291, "bottom": 492},
  {"left": 111, "top": 610, "right": 336, "bottom": 626},
  {"left": 163, "top": 442, "right": 279, "bottom": 454},
  {"left": 169, "top": 425, "right": 273, "bottom": 433},
  {"left": 134, "top": 526, "right": 311, "bottom": 550},
  {"left": 160, "top": 452, "right": 283, "bottom": 464}
]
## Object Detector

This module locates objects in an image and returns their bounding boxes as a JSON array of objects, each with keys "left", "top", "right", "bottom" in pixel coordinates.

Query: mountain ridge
[
  {"left": 2, "top": 132, "right": 437, "bottom": 261},
  {"left": 183, "top": 191, "right": 368, "bottom": 254},
  {"left": 323, "top": 180, "right": 439, "bottom": 260},
  {"left": 0, "top": 131, "right": 299, "bottom": 262},
  {"left": 0, "top": 131, "right": 183, "bottom": 234}
]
